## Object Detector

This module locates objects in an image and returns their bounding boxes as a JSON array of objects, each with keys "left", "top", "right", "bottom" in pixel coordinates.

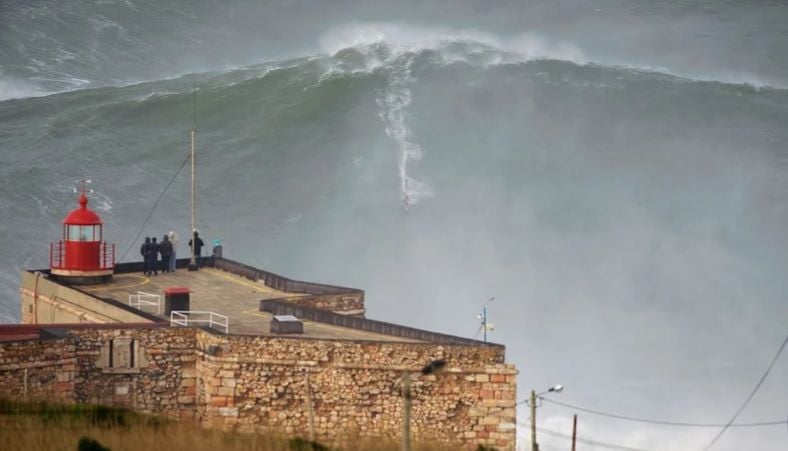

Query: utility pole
[
  {"left": 530, "top": 389, "right": 538, "bottom": 451},
  {"left": 402, "top": 372, "right": 412, "bottom": 451},
  {"left": 482, "top": 303, "right": 488, "bottom": 342},
  {"left": 571, "top": 414, "right": 577, "bottom": 451},
  {"left": 528, "top": 385, "right": 563, "bottom": 451}
]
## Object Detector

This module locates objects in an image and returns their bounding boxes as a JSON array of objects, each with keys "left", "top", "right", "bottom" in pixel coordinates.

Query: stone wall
[
  {"left": 197, "top": 332, "right": 517, "bottom": 448},
  {"left": 0, "top": 327, "right": 517, "bottom": 449},
  {"left": 0, "top": 337, "right": 76, "bottom": 403},
  {"left": 0, "top": 326, "right": 196, "bottom": 420},
  {"left": 71, "top": 327, "right": 198, "bottom": 420}
]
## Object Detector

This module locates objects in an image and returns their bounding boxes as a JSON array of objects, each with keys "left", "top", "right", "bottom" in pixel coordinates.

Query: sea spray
[{"left": 375, "top": 50, "right": 433, "bottom": 207}]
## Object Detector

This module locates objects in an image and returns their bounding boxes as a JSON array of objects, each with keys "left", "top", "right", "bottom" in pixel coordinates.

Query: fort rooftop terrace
[
  {"left": 20, "top": 257, "right": 495, "bottom": 348},
  {"left": 80, "top": 265, "right": 416, "bottom": 341}
]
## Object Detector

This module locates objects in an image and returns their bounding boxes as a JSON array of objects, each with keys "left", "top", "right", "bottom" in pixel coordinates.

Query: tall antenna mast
[{"left": 189, "top": 79, "right": 199, "bottom": 271}]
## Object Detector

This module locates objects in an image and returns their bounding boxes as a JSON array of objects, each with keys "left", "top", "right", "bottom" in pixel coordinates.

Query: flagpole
[{"left": 189, "top": 80, "right": 198, "bottom": 271}]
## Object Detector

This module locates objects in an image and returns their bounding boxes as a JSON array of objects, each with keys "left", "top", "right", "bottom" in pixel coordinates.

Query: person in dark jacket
[
  {"left": 159, "top": 235, "right": 173, "bottom": 273},
  {"left": 188, "top": 230, "right": 205, "bottom": 267},
  {"left": 140, "top": 237, "right": 153, "bottom": 276}
]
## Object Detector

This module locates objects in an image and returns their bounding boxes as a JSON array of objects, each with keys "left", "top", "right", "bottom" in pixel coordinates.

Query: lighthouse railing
[
  {"left": 49, "top": 240, "right": 114, "bottom": 270},
  {"left": 50, "top": 241, "right": 65, "bottom": 269},
  {"left": 100, "top": 242, "right": 115, "bottom": 270}
]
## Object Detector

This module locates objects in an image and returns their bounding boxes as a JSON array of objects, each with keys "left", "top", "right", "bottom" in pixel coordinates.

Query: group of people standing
[
  {"left": 141, "top": 231, "right": 177, "bottom": 276},
  {"left": 140, "top": 230, "right": 205, "bottom": 276}
]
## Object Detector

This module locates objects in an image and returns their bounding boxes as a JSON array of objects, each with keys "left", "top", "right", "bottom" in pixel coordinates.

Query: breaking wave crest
[{"left": 2, "top": 37, "right": 785, "bottom": 221}]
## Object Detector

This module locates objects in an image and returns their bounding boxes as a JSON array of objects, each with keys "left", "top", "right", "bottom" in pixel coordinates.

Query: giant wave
[{"left": 2, "top": 32, "right": 788, "bottom": 451}]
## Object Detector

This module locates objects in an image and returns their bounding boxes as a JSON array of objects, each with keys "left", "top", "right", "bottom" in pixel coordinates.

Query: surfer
[{"left": 402, "top": 192, "right": 411, "bottom": 211}]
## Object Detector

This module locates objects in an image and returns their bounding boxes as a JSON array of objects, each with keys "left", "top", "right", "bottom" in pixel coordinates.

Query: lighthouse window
[{"left": 67, "top": 225, "right": 97, "bottom": 241}]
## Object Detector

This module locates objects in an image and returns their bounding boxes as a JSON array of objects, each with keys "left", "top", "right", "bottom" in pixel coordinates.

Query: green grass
[{"left": 0, "top": 399, "right": 471, "bottom": 451}]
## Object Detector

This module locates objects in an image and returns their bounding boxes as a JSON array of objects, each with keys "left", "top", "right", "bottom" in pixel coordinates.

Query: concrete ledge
[
  {"left": 260, "top": 299, "right": 504, "bottom": 350},
  {"left": 215, "top": 257, "right": 365, "bottom": 314}
]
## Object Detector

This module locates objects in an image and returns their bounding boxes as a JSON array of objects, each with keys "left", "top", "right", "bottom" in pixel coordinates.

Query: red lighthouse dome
[{"left": 50, "top": 189, "right": 115, "bottom": 284}]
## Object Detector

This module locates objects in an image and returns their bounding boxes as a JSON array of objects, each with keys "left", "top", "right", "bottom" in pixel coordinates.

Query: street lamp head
[{"left": 548, "top": 384, "right": 564, "bottom": 393}]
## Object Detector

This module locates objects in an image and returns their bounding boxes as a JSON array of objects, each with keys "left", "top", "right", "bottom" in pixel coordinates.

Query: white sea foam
[
  {"left": 53, "top": 47, "right": 78, "bottom": 63},
  {"left": 32, "top": 195, "right": 56, "bottom": 219},
  {"left": 374, "top": 50, "right": 433, "bottom": 207},
  {"left": 135, "top": 90, "right": 179, "bottom": 102},
  {"left": 90, "top": 191, "right": 113, "bottom": 212},
  {"left": 320, "top": 22, "right": 588, "bottom": 67},
  {"left": 281, "top": 213, "right": 302, "bottom": 227},
  {"left": 319, "top": 22, "right": 788, "bottom": 91},
  {"left": 88, "top": 14, "right": 126, "bottom": 36},
  {"left": 0, "top": 78, "right": 48, "bottom": 101},
  {"left": 315, "top": 66, "right": 344, "bottom": 85}
]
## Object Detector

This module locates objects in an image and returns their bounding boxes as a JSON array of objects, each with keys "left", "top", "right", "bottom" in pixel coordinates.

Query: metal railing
[
  {"left": 49, "top": 241, "right": 115, "bottom": 270},
  {"left": 261, "top": 299, "right": 505, "bottom": 348},
  {"left": 169, "top": 310, "right": 229, "bottom": 334},
  {"left": 50, "top": 241, "right": 64, "bottom": 269},
  {"left": 128, "top": 292, "right": 161, "bottom": 314},
  {"left": 102, "top": 242, "right": 116, "bottom": 270}
]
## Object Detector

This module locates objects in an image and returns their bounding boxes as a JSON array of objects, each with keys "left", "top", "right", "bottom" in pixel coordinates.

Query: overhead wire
[
  {"left": 472, "top": 324, "right": 484, "bottom": 340},
  {"left": 541, "top": 398, "right": 788, "bottom": 428},
  {"left": 117, "top": 79, "right": 199, "bottom": 263},
  {"left": 520, "top": 420, "right": 654, "bottom": 451},
  {"left": 701, "top": 333, "right": 788, "bottom": 450},
  {"left": 116, "top": 153, "right": 191, "bottom": 262}
]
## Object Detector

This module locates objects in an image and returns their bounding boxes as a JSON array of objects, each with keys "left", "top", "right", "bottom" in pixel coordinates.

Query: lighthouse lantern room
[{"left": 50, "top": 183, "right": 115, "bottom": 284}]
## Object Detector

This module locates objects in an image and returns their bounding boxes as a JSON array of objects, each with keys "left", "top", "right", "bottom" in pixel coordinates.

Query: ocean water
[{"left": 1, "top": 1, "right": 788, "bottom": 450}]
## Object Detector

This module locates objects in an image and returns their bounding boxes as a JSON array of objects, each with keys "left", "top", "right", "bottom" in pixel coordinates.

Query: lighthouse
[{"left": 49, "top": 185, "right": 115, "bottom": 284}]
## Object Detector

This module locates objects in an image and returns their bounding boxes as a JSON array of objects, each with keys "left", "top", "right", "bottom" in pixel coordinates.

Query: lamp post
[
  {"left": 530, "top": 384, "right": 564, "bottom": 451},
  {"left": 478, "top": 297, "right": 495, "bottom": 342}
]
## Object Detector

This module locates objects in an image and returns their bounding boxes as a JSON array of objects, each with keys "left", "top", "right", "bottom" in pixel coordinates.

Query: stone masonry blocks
[{"left": 0, "top": 327, "right": 516, "bottom": 449}]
